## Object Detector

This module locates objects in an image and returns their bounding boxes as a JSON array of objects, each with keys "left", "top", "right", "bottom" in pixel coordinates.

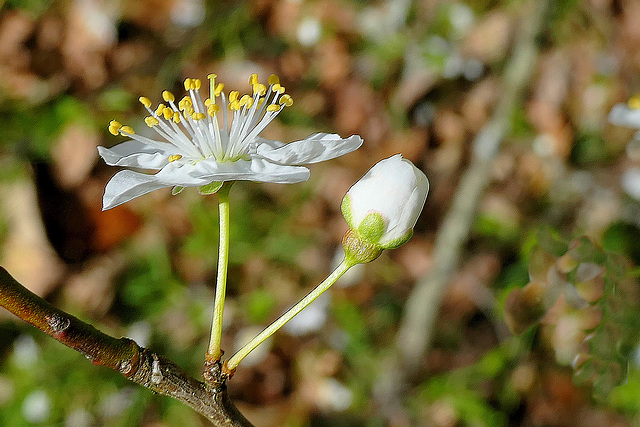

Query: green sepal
[
  {"left": 171, "top": 186, "right": 185, "bottom": 195},
  {"left": 342, "top": 229, "right": 383, "bottom": 264},
  {"left": 357, "top": 212, "right": 385, "bottom": 244},
  {"left": 381, "top": 229, "right": 413, "bottom": 249},
  {"left": 341, "top": 194, "right": 353, "bottom": 228},
  {"left": 198, "top": 181, "right": 224, "bottom": 195}
]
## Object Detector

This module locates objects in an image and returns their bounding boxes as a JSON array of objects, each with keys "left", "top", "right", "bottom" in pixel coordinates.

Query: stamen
[
  {"left": 249, "top": 73, "right": 259, "bottom": 85},
  {"left": 145, "top": 116, "right": 160, "bottom": 127},
  {"left": 253, "top": 83, "right": 266, "bottom": 96},
  {"left": 163, "top": 108, "right": 174, "bottom": 120},
  {"left": 229, "top": 91, "right": 239, "bottom": 103},
  {"left": 184, "top": 78, "right": 192, "bottom": 91},
  {"left": 173, "top": 112, "right": 181, "bottom": 123},
  {"left": 239, "top": 94, "right": 252, "bottom": 107},
  {"left": 155, "top": 104, "right": 166, "bottom": 116},
  {"left": 279, "top": 94, "right": 293, "bottom": 107},
  {"left": 266, "top": 104, "right": 280, "bottom": 112},
  {"left": 119, "top": 125, "right": 135, "bottom": 135},
  {"left": 139, "top": 97, "right": 152, "bottom": 108},
  {"left": 208, "top": 104, "right": 220, "bottom": 116},
  {"left": 268, "top": 74, "right": 280, "bottom": 85},
  {"left": 179, "top": 96, "right": 192, "bottom": 111},
  {"left": 108, "top": 120, "right": 122, "bottom": 135},
  {"left": 162, "top": 91, "right": 175, "bottom": 102},
  {"left": 214, "top": 83, "right": 224, "bottom": 97},
  {"left": 168, "top": 154, "right": 182, "bottom": 162}
]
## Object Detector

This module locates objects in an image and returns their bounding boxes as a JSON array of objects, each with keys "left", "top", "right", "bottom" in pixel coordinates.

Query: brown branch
[{"left": 0, "top": 267, "right": 253, "bottom": 426}]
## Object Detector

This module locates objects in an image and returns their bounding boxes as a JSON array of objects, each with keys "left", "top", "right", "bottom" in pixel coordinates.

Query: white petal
[
  {"left": 154, "top": 162, "right": 216, "bottom": 186},
  {"left": 102, "top": 170, "right": 169, "bottom": 210},
  {"left": 256, "top": 133, "right": 363, "bottom": 165},
  {"left": 190, "top": 157, "right": 310, "bottom": 183},
  {"left": 609, "top": 104, "right": 640, "bottom": 128},
  {"left": 98, "top": 142, "right": 171, "bottom": 169},
  {"left": 252, "top": 137, "right": 285, "bottom": 151}
]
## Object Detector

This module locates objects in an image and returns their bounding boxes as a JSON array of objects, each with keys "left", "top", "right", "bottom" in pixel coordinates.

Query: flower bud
[{"left": 341, "top": 155, "right": 429, "bottom": 263}]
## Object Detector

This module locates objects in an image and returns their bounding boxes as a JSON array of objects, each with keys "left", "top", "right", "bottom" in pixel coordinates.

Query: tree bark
[{"left": 0, "top": 266, "right": 253, "bottom": 426}]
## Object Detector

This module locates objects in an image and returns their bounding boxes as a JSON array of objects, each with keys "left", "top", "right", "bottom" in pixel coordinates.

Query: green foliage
[
  {"left": 0, "top": 96, "right": 93, "bottom": 161},
  {"left": 416, "top": 346, "right": 514, "bottom": 427},
  {"left": 245, "top": 288, "right": 277, "bottom": 324},
  {"left": 183, "top": 188, "right": 313, "bottom": 267},
  {"left": 4, "top": 0, "right": 50, "bottom": 17},
  {"left": 571, "top": 131, "right": 611, "bottom": 166},
  {"left": 601, "top": 221, "right": 640, "bottom": 266},
  {"left": 504, "top": 230, "right": 640, "bottom": 399},
  {"left": 474, "top": 212, "right": 519, "bottom": 245}
]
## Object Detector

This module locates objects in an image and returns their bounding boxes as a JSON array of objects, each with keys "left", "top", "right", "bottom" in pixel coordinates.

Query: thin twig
[
  {"left": 396, "top": 0, "right": 549, "bottom": 373},
  {"left": 0, "top": 267, "right": 252, "bottom": 426}
]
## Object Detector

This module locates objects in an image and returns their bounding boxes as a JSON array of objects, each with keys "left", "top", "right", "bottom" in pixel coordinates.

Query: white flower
[
  {"left": 609, "top": 97, "right": 640, "bottom": 129},
  {"left": 341, "top": 154, "right": 428, "bottom": 261},
  {"left": 99, "top": 74, "right": 362, "bottom": 210}
]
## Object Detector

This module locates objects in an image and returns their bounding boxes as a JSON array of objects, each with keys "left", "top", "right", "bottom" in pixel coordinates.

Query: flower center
[{"left": 108, "top": 73, "right": 294, "bottom": 165}]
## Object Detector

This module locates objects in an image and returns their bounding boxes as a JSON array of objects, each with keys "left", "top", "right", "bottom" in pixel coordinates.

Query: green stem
[
  {"left": 226, "top": 259, "right": 354, "bottom": 371},
  {"left": 207, "top": 183, "right": 232, "bottom": 361}
]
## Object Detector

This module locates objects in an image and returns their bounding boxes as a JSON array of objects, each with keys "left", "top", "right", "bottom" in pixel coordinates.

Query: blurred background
[{"left": 1, "top": 0, "right": 640, "bottom": 425}]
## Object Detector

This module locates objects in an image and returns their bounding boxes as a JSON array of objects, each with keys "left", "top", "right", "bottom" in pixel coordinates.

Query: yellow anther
[
  {"left": 155, "top": 103, "right": 166, "bottom": 116},
  {"left": 214, "top": 83, "right": 224, "bottom": 96},
  {"left": 193, "top": 79, "right": 202, "bottom": 90},
  {"left": 178, "top": 96, "right": 192, "bottom": 111},
  {"left": 204, "top": 98, "right": 211, "bottom": 106},
  {"left": 173, "top": 112, "right": 181, "bottom": 123},
  {"left": 163, "top": 108, "right": 174, "bottom": 120},
  {"left": 108, "top": 120, "right": 122, "bottom": 135},
  {"left": 192, "top": 112, "right": 206, "bottom": 121},
  {"left": 266, "top": 104, "right": 281, "bottom": 112},
  {"left": 249, "top": 73, "right": 259, "bottom": 85},
  {"left": 185, "top": 107, "right": 195, "bottom": 116},
  {"left": 229, "top": 90, "right": 239, "bottom": 103},
  {"left": 145, "top": 116, "right": 160, "bottom": 127},
  {"left": 257, "top": 98, "right": 265, "bottom": 107},
  {"left": 629, "top": 95, "right": 640, "bottom": 110},
  {"left": 168, "top": 154, "right": 182, "bottom": 162},
  {"left": 139, "top": 97, "right": 152, "bottom": 108},
  {"left": 279, "top": 94, "right": 293, "bottom": 107},
  {"left": 239, "top": 94, "right": 251, "bottom": 106},
  {"left": 229, "top": 100, "right": 241, "bottom": 111},
  {"left": 268, "top": 74, "right": 280, "bottom": 85},
  {"left": 253, "top": 83, "right": 266, "bottom": 96},
  {"left": 184, "top": 78, "right": 192, "bottom": 91},
  {"left": 208, "top": 104, "right": 220, "bottom": 115},
  {"left": 162, "top": 90, "right": 175, "bottom": 102},
  {"left": 119, "top": 125, "right": 135, "bottom": 135},
  {"left": 272, "top": 84, "right": 285, "bottom": 94}
]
